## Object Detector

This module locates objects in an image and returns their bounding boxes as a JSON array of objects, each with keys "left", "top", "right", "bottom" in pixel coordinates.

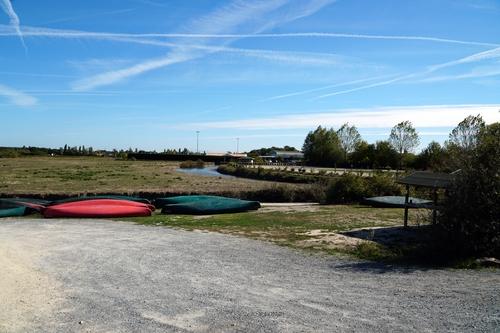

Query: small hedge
[
  {"left": 325, "top": 173, "right": 401, "bottom": 204},
  {"left": 179, "top": 159, "right": 205, "bottom": 169}
]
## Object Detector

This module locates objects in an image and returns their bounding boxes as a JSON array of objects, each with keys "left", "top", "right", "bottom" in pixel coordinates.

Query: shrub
[
  {"left": 0, "top": 149, "right": 20, "bottom": 158},
  {"left": 366, "top": 173, "right": 401, "bottom": 197},
  {"left": 325, "top": 174, "right": 366, "bottom": 203},
  {"left": 241, "top": 184, "right": 324, "bottom": 202},
  {"left": 437, "top": 123, "right": 500, "bottom": 258},
  {"left": 325, "top": 173, "right": 400, "bottom": 204},
  {"left": 179, "top": 159, "right": 205, "bottom": 169}
]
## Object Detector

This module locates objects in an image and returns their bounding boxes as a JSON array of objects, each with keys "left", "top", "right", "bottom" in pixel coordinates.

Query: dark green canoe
[
  {"left": 49, "top": 195, "right": 151, "bottom": 206},
  {"left": 363, "top": 196, "right": 432, "bottom": 208},
  {"left": 0, "top": 198, "right": 50, "bottom": 206},
  {"left": 0, "top": 206, "right": 27, "bottom": 218},
  {"left": 160, "top": 195, "right": 260, "bottom": 215},
  {"left": 155, "top": 195, "right": 222, "bottom": 208}
]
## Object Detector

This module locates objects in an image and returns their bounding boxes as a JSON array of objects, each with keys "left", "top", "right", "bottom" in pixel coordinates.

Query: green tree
[
  {"left": 447, "top": 114, "right": 485, "bottom": 150},
  {"left": 373, "top": 140, "right": 399, "bottom": 169},
  {"left": 337, "top": 123, "right": 362, "bottom": 165},
  {"left": 350, "top": 141, "right": 375, "bottom": 169},
  {"left": 415, "top": 141, "right": 446, "bottom": 170},
  {"left": 389, "top": 121, "right": 420, "bottom": 169},
  {"left": 302, "top": 126, "right": 343, "bottom": 167},
  {"left": 446, "top": 114, "right": 486, "bottom": 170}
]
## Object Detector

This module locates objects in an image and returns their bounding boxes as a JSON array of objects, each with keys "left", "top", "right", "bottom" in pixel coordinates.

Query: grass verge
[{"left": 120, "top": 205, "right": 433, "bottom": 263}]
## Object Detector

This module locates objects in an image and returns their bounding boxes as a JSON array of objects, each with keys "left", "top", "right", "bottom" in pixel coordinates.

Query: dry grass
[{"left": 0, "top": 156, "right": 302, "bottom": 196}]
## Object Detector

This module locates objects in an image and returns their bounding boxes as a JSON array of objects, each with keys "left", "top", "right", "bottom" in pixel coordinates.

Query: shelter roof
[{"left": 397, "top": 171, "right": 455, "bottom": 188}]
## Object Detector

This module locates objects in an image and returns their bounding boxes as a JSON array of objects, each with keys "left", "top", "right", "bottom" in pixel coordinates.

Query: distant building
[
  {"left": 261, "top": 150, "right": 304, "bottom": 164},
  {"left": 206, "top": 152, "right": 248, "bottom": 158}
]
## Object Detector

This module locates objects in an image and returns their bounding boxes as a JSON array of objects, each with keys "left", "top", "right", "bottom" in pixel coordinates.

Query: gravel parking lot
[{"left": 1, "top": 219, "right": 498, "bottom": 332}]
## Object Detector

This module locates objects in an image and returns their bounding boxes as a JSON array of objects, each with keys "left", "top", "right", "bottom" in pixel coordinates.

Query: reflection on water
[{"left": 176, "top": 166, "right": 234, "bottom": 178}]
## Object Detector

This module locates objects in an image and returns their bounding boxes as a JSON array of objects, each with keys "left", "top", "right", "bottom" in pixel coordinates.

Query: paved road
[{"left": 0, "top": 219, "right": 498, "bottom": 332}]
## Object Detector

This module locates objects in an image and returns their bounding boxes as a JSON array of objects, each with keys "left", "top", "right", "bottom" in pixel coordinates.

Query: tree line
[
  {"left": 302, "top": 114, "right": 487, "bottom": 171},
  {"left": 0, "top": 145, "right": 201, "bottom": 158}
]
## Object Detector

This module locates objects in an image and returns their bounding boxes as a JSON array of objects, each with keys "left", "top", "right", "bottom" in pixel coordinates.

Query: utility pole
[
  {"left": 196, "top": 131, "right": 200, "bottom": 153},
  {"left": 236, "top": 137, "right": 239, "bottom": 153}
]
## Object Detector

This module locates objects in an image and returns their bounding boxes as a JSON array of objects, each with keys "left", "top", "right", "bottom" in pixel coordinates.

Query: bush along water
[
  {"left": 179, "top": 159, "right": 205, "bottom": 169},
  {"left": 219, "top": 165, "right": 401, "bottom": 204},
  {"left": 217, "top": 164, "right": 330, "bottom": 184}
]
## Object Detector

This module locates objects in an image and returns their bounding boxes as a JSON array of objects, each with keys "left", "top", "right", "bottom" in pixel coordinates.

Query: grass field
[
  {"left": 0, "top": 156, "right": 308, "bottom": 196},
  {"left": 123, "top": 205, "right": 432, "bottom": 261},
  {"left": 2, "top": 156, "right": 436, "bottom": 262}
]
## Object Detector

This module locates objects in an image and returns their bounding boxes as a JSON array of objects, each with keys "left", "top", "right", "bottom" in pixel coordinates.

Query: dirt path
[
  {"left": 0, "top": 218, "right": 498, "bottom": 332},
  {"left": 0, "top": 235, "right": 62, "bottom": 333}
]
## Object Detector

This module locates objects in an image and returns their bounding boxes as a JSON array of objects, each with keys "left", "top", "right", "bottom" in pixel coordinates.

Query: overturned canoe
[
  {"left": 155, "top": 195, "right": 221, "bottom": 208},
  {"left": 0, "top": 198, "right": 45, "bottom": 213},
  {"left": 362, "top": 196, "right": 433, "bottom": 208},
  {"left": 0, "top": 206, "right": 27, "bottom": 218},
  {"left": 160, "top": 195, "right": 260, "bottom": 215},
  {"left": 43, "top": 199, "right": 154, "bottom": 218},
  {"left": 49, "top": 195, "right": 150, "bottom": 206}
]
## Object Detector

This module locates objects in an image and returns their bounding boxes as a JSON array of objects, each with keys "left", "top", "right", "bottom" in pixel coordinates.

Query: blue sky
[{"left": 1, "top": 0, "right": 499, "bottom": 153}]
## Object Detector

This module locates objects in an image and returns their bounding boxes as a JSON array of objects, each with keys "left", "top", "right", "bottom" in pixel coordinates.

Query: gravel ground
[{"left": 0, "top": 219, "right": 498, "bottom": 333}]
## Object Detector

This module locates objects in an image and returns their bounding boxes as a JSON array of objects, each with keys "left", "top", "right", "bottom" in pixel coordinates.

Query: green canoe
[
  {"left": 50, "top": 195, "right": 151, "bottom": 206},
  {"left": 155, "top": 195, "right": 223, "bottom": 208},
  {"left": 159, "top": 195, "right": 260, "bottom": 215},
  {"left": 0, "top": 206, "right": 27, "bottom": 218},
  {"left": 0, "top": 198, "right": 50, "bottom": 206}
]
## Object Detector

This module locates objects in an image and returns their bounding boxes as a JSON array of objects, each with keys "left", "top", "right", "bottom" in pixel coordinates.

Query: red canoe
[
  {"left": 50, "top": 199, "right": 156, "bottom": 211},
  {"left": 42, "top": 199, "right": 154, "bottom": 218}
]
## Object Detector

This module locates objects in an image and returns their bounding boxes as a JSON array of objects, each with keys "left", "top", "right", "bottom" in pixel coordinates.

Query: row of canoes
[
  {"left": 0, "top": 195, "right": 432, "bottom": 219},
  {"left": 0, "top": 195, "right": 262, "bottom": 218}
]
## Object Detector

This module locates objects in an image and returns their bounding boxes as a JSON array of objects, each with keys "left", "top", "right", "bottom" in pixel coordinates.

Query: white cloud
[
  {"left": 0, "top": 84, "right": 37, "bottom": 106},
  {"left": 184, "top": 104, "right": 500, "bottom": 130}
]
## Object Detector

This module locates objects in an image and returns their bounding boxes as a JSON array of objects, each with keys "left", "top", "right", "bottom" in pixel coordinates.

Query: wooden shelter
[{"left": 396, "top": 171, "right": 455, "bottom": 227}]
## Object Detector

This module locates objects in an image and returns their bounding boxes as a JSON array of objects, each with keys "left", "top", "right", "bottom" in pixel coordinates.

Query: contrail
[
  {"left": 1, "top": 25, "right": 498, "bottom": 48},
  {"left": 312, "top": 46, "right": 500, "bottom": 100},
  {"left": 313, "top": 75, "right": 413, "bottom": 99},
  {"left": 0, "top": 0, "right": 27, "bottom": 53},
  {"left": 72, "top": 0, "right": 335, "bottom": 91},
  {"left": 262, "top": 75, "right": 396, "bottom": 101}
]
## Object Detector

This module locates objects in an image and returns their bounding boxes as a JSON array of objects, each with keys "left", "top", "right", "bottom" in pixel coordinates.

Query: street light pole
[{"left": 196, "top": 131, "right": 200, "bottom": 153}]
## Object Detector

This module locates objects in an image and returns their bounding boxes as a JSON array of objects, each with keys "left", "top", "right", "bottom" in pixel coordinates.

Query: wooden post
[
  {"left": 432, "top": 188, "right": 438, "bottom": 224},
  {"left": 404, "top": 185, "right": 410, "bottom": 228}
]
